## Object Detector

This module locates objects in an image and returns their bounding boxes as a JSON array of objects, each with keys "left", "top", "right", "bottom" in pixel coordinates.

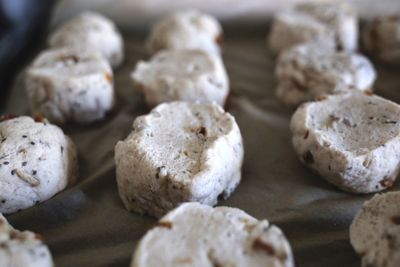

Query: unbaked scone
[
  {"left": 146, "top": 10, "right": 222, "bottom": 55},
  {"left": 0, "top": 213, "right": 54, "bottom": 267},
  {"left": 132, "top": 202, "right": 294, "bottom": 267},
  {"left": 350, "top": 192, "right": 400, "bottom": 267},
  {"left": 268, "top": 2, "right": 358, "bottom": 54},
  {"left": 290, "top": 92, "right": 400, "bottom": 193},
  {"left": 131, "top": 49, "right": 229, "bottom": 107},
  {"left": 276, "top": 40, "right": 376, "bottom": 106},
  {"left": 48, "top": 12, "right": 124, "bottom": 68},
  {"left": 25, "top": 47, "right": 114, "bottom": 124},
  {"left": 363, "top": 15, "right": 400, "bottom": 65},
  {"left": 115, "top": 102, "right": 243, "bottom": 217},
  {"left": 0, "top": 116, "right": 78, "bottom": 214}
]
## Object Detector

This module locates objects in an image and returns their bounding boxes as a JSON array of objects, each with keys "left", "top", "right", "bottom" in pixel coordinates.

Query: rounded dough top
[
  {"left": 350, "top": 192, "right": 400, "bottom": 267},
  {"left": 0, "top": 213, "right": 54, "bottom": 267},
  {"left": 295, "top": 2, "right": 355, "bottom": 27},
  {"left": 133, "top": 203, "right": 293, "bottom": 267},
  {"left": 28, "top": 47, "right": 111, "bottom": 79},
  {"left": 147, "top": 10, "right": 222, "bottom": 54},
  {"left": 277, "top": 40, "right": 375, "bottom": 91},
  {"left": 133, "top": 50, "right": 221, "bottom": 84},
  {"left": 302, "top": 92, "right": 400, "bottom": 156},
  {"left": 0, "top": 116, "right": 77, "bottom": 214},
  {"left": 122, "top": 102, "right": 235, "bottom": 182},
  {"left": 49, "top": 12, "right": 120, "bottom": 48}
]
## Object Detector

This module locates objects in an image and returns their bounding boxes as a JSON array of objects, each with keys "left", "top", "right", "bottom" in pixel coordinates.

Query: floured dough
[
  {"left": 290, "top": 92, "right": 400, "bottom": 193},
  {"left": 115, "top": 102, "right": 243, "bottom": 217},
  {"left": 146, "top": 10, "right": 222, "bottom": 55},
  {"left": 0, "top": 213, "right": 54, "bottom": 267},
  {"left": 363, "top": 15, "right": 400, "bottom": 65},
  {"left": 25, "top": 47, "right": 114, "bottom": 124},
  {"left": 268, "top": 2, "right": 358, "bottom": 54},
  {"left": 132, "top": 202, "right": 294, "bottom": 267},
  {"left": 276, "top": 40, "right": 376, "bottom": 106},
  {"left": 131, "top": 49, "right": 229, "bottom": 107},
  {"left": 0, "top": 116, "right": 78, "bottom": 214},
  {"left": 48, "top": 12, "right": 124, "bottom": 68},
  {"left": 350, "top": 192, "right": 400, "bottom": 267}
]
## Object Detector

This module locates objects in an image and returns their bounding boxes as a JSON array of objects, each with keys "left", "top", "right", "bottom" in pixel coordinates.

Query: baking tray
[{"left": 3, "top": 25, "right": 400, "bottom": 267}]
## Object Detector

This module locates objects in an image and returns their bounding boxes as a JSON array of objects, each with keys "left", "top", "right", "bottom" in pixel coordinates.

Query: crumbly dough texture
[
  {"left": 363, "top": 15, "right": 400, "bottom": 65},
  {"left": 276, "top": 40, "right": 376, "bottom": 106},
  {"left": 290, "top": 92, "right": 400, "bottom": 193},
  {"left": 48, "top": 12, "right": 124, "bottom": 68},
  {"left": 0, "top": 213, "right": 54, "bottom": 267},
  {"left": 146, "top": 10, "right": 222, "bottom": 55},
  {"left": 25, "top": 47, "right": 114, "bottom": 124},
  {"left": 115, "top": 102, "right": 243, "bottom": 217},
  {"left": 131, "top": 49, "right": 229, "bottom": 107},
  {"left": 0, "top": 116, "right": 78, "bottom": 214},
  {"left": 132, "top": 203, "right": 294, "bottom": 267},
  {"left": 350, "top": 192, "right": 400, "bottom": 267},
  {"left": 268, "top": 2, "right": 357, "bottom": 54}
]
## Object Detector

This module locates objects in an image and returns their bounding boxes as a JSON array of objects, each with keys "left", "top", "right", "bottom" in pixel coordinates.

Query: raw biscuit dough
[
  {"left": 132, "top": 202, "right": 294, "bottom": 267},
  {"left": 0, "top": 116, "right": 78, "bottom": 214},
  {"left": 131, "top": 49, "right": 229, "bottom": 107},
  {"left": 363, "top": 15, "right": 400, "bottom": 65},
  {"left": 115, "top": 102, "right": 243, "bottom": 217},
  {"left": 290, "top": 92, "right": 400, "bottom": 193},
  {"left": 268, "top": 2, "right": 358, "bottom": 54},
  {"left": 0, "top": 213, "right": 54, "bottom": 267},
  {"left": 276, "top": 40, "right": 376, "bottom": 106},
  {"left": 350, "top": 192, "right": 400, "bottom": 267},
  {"left": 146, "top": 10, "right": 222, "bottom": 55},
  {"left": 25, "top": 47, "right": 114, "bottom": 124},
  {"left": 48, "top": 12, "right": 124, "bottom": 68}
]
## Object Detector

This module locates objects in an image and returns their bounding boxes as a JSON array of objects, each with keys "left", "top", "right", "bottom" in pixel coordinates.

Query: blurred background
[
  {"left": 1, "top": 0, "right": 400, "bottom": 109},
  {"left": 51, "top": 0, "right": 400, "bottom": 29}
]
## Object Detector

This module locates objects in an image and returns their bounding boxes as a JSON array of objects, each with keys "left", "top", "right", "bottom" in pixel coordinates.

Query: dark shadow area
[{"left": 0, "top": 0, "right": 55, "bottom": 112}]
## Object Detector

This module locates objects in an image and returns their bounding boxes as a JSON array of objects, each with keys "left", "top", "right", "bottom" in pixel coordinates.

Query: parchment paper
[{"left": 3, "top": 26, "right": 400, "bottom": 267}]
